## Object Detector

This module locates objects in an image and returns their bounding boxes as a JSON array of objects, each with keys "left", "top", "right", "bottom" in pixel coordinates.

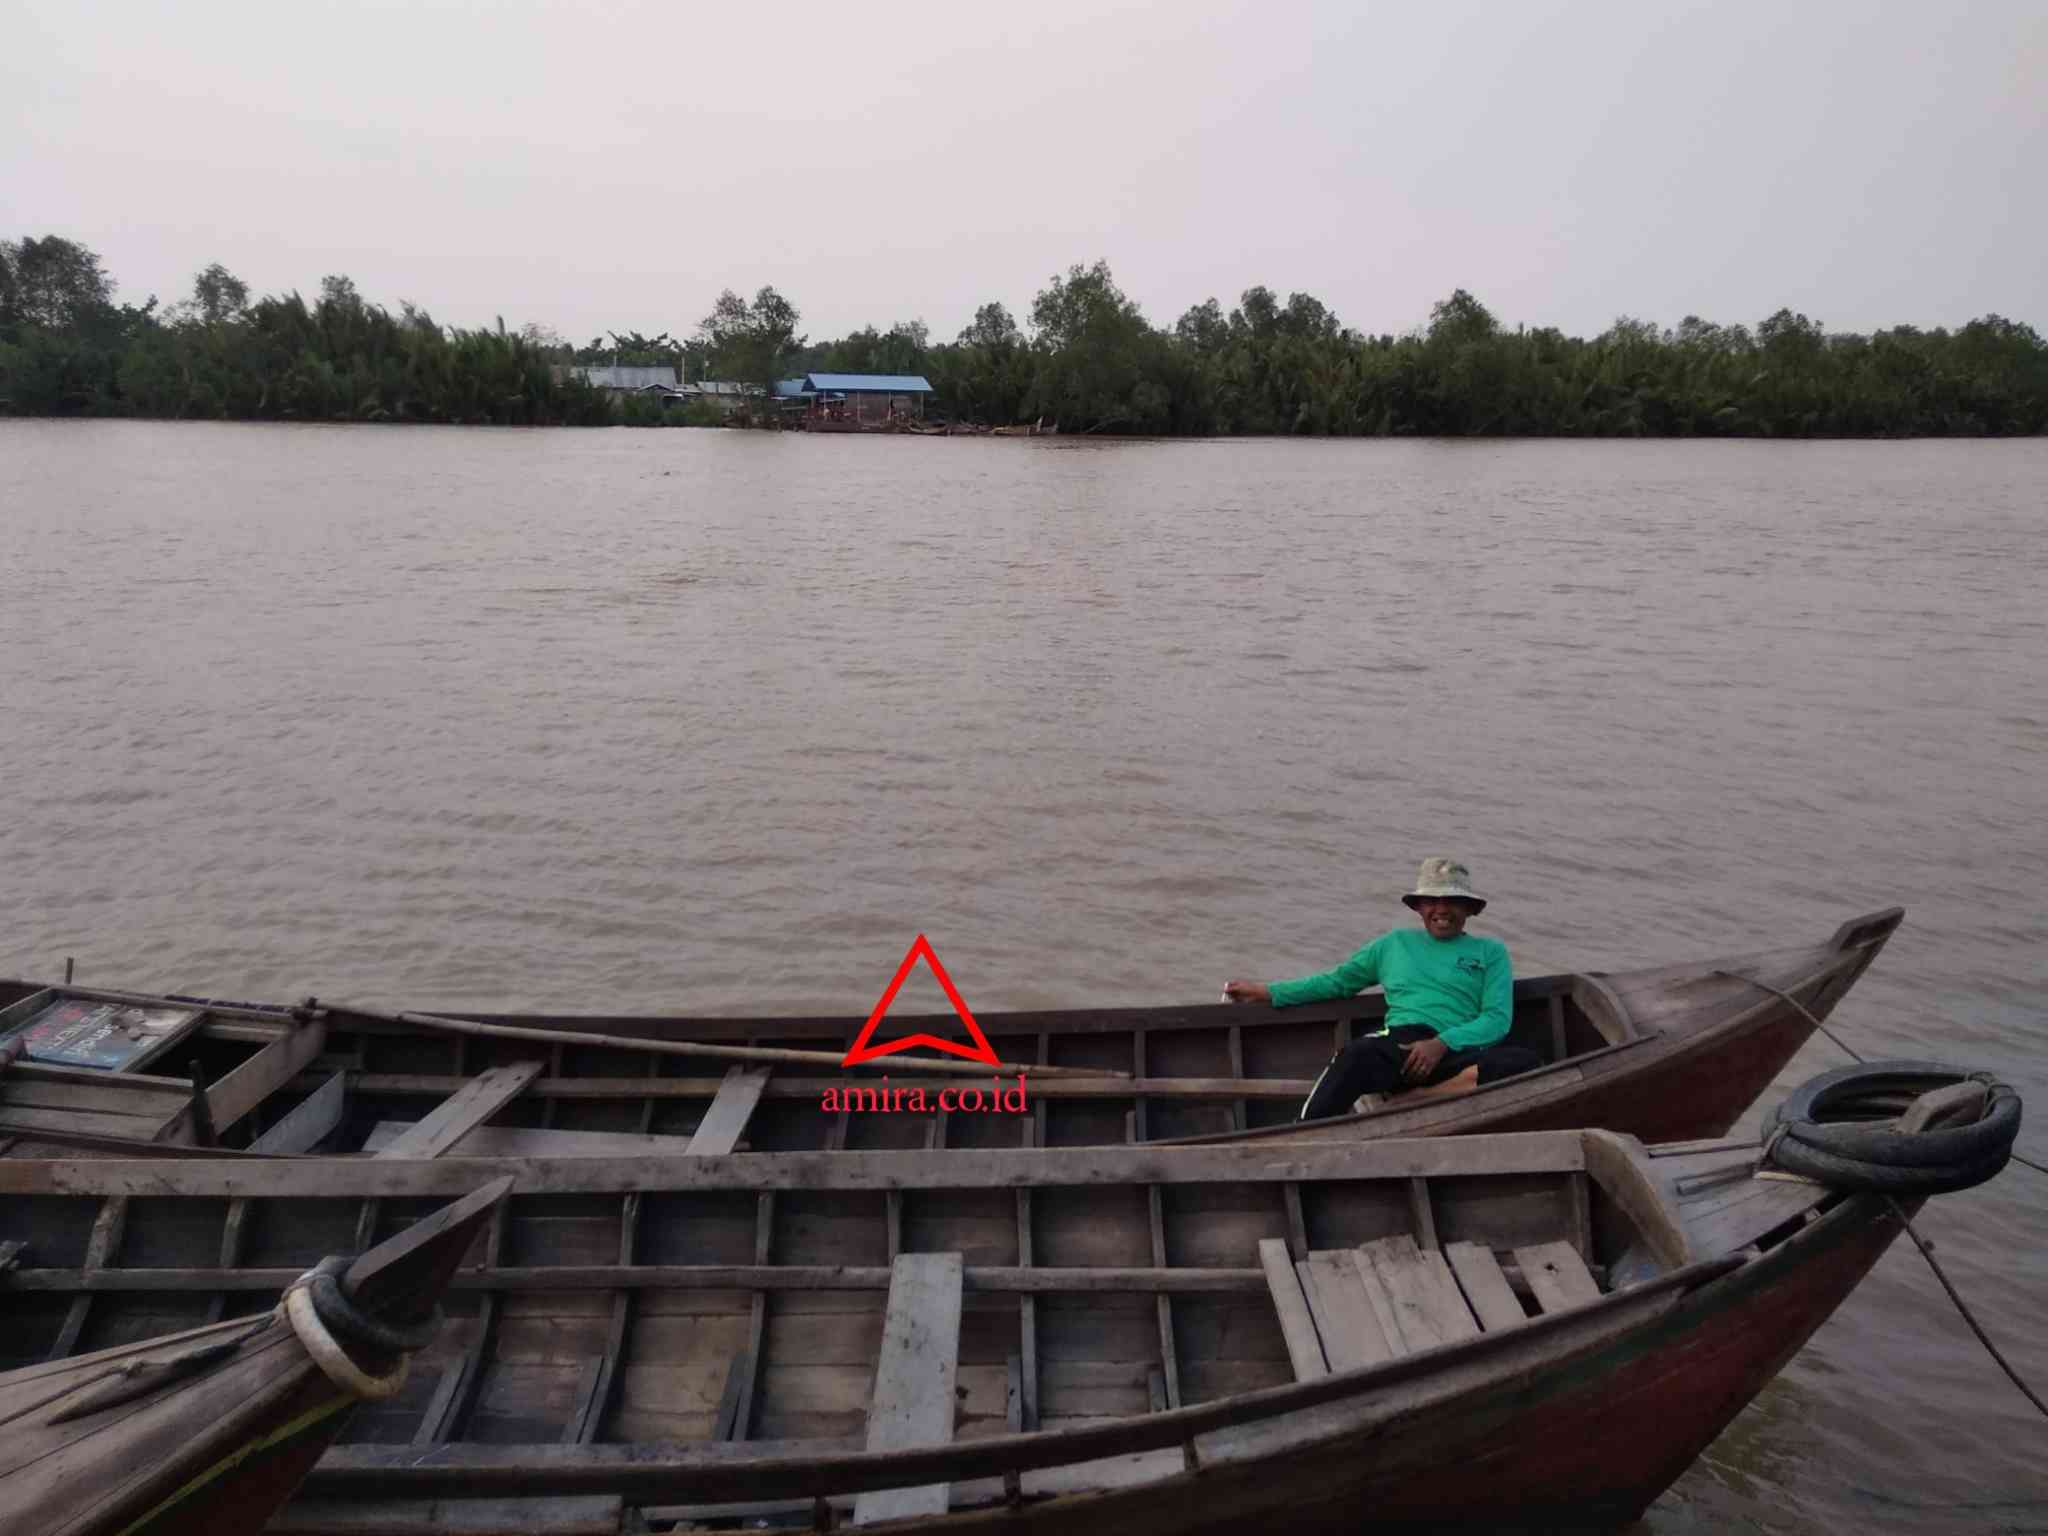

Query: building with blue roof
[{"left": 788, "top": 372, "right": 935, "bottom": 430}]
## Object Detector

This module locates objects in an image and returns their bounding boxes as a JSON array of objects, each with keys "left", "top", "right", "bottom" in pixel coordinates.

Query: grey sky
[{"left": 5, "top": 0, "right": 2041, "bottom": 347}]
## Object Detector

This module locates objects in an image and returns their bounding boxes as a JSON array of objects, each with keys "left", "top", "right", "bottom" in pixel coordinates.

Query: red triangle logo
[{"left": 842, "top": 934, "right": 1000, "bottom": 1067}]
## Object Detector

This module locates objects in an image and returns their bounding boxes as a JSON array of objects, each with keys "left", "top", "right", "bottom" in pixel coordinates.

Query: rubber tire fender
[
  {"left": 1766, "top": 1137, "right": 2013, "bottom": 1195},
  {"left": 1776, "top": 1072, "right": 2021, "bottom": 1167}
]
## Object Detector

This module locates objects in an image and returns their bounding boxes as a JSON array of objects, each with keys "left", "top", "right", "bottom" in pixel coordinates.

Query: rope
[
  {"left": 1718, "top": 969, "right": 2045, "bottom": 1179},
  {"left": 1719, "top": 969, "right": 2045, "bottom": 1416},
  {"left": 278, "top": 1272, "right": 410, "bottom": 1401},
  {"left": 1886, "top": 1198, "right": 2048, "bottom": 1421},
  {"left": 1712, "top": 969, "right": 1865, "bottom": 1062}
]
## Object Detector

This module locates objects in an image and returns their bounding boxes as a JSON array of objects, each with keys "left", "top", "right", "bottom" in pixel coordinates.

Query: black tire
[
  {"left": 1766, "top": 1060, "right": 2022, "bottom": 1196},
  {"left": 1768, "top": 1137, "right": 2013, "bottom": 1195},
  {"left": 304, "top": 1254, "right": 441, "bottom": 1352},
  {"left": 1783, "top": 1086, "right": 2019, "bottom": 1167}
]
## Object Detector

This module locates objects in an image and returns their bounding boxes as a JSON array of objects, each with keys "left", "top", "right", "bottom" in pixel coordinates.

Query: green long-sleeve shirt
[{"left": 1267, "top": 929, "right": 1513, "bottom": 1051}]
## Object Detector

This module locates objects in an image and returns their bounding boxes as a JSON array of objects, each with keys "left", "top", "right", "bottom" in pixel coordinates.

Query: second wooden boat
[
  {"left": 0, "top": 910, "right": 1901, "bottom": 1161},
  {"left": 0, "top": 1058, "right": 2014, "bottom": 1535},
  {"left": 0, "top": 1176, "right": 507, "bottom": 1536}
]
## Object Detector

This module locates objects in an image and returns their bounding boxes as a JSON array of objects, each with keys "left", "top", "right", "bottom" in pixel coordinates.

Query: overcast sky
[{"left": 5, "top": 0, "right": 2041, "bottom": 347}]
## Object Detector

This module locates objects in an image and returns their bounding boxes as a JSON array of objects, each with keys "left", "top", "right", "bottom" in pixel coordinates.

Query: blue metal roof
[
  {"left": 804, "top": 373, "right": 933, "bottom": 393},
  {"left": 774, "top": 379, "right": 812, "bottom": 398}
]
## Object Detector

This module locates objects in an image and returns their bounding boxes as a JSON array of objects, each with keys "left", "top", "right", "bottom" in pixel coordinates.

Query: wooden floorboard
[
  {"left": 1355, "top": 1235, "right": 1481, "bottom": 1354},
  {"left": 375, "top": 1062, "right": 542, "bottom": 1160},
  {"left": 1256, "top": 1238, "right": 1326, "bottom": 1381},
  {"left": 1297, "top": 1250, "right": 1395, "bottom": 1372},
  {"left": 1513, "top": 1240, "right": 1603, "bottom": 1314},
  {"left": 686, "top": 1067, "right": 772, "bottom": 1155},
  {"left": 1443, "top": 1241, "right": 1529, "bottom": 1332},
  {"left": 853, "top": 1252, "right": 964, "bottom": 1525}
]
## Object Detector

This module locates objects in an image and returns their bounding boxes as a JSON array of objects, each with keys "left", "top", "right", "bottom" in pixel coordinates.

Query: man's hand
[
  {"left": 1222, "top": 980, "right": 1270, "bottom": 1005},
  {"left": 1401, "top": 1036, "right": 1449, "bottom": 1082}
]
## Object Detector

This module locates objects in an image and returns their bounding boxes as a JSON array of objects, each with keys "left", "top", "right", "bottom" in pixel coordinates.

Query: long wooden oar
[{"left": 338, "top": 1003, "right": 1127, "bottom": 1080}]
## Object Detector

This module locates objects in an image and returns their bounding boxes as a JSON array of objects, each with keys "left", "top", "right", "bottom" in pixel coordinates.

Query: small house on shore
[
  {"left": 556, "top": 365, "right": 681, "bottom": 396},
  {"left": 782, "top": 372, "right": 934, "bottom": 429}
]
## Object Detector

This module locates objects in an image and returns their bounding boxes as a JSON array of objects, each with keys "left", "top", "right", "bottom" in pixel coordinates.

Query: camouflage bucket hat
[{"left": 1402, "top": 856, "right": 1486, "bottom": 913}]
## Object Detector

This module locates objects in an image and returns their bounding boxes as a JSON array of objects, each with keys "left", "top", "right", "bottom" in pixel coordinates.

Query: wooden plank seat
[
  {"left": 1443, "top": 1241, "right": 1531, "bottom": 1332},
  {"left": 1257, "top": 1239, "right": 1327, "bottom": 1381},
  {"left": 363, "top": 1122, "right": 696, "bottom": 1158},
  {"left": 854, "top": 1252, "right": 964, "bottom": 1526},
  {"left": 1513, "top": 1240, "right": 1603, "bottom": 1314},
  {"left": 1264, "top": 1233, "right": 1594, "bottom": 1380},
  {"left": 1298, "top": 1250, "right": 1397, "bottom": 1371},
  {"left": 1354, "top": 1236, "right": 1481, "bottom": 1355},
  {"left": 684, "top": 1065, "right": 771, "bottom": 1155},
  {"left": 373, "top": 1061, "right": 543, "bottom": 1159}
]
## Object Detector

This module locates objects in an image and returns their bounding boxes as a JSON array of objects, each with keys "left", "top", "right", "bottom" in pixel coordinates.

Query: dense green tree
[
  {"left": 191, "top": 262, "right": 250, "bottom": 324},
  {"left": 698, "top": 285, "right": 804, "bottom": 391},
  {"left": 5, "top": 234, "right": 2044, "bottom": 436},
  {"left": 0, "top": 235, "right": 115, "bottom": 330}
]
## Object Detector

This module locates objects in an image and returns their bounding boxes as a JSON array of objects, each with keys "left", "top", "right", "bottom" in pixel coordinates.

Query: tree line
[{"left": 4, "top": 236, "right": 2043, "bottom": 436}]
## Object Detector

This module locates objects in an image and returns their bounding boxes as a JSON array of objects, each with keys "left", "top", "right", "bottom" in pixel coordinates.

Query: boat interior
[
  {"left": 0, "top": 913, "right": 1892, "bottom": 1159},
  {"left": 0, "top": 1129, "right": 1800, "bottom": 1530}
]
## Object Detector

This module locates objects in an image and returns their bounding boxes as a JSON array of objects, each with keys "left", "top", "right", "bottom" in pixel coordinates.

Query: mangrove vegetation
[{"left": 3, "top": 237, "right": 2043, "bottom": 436}]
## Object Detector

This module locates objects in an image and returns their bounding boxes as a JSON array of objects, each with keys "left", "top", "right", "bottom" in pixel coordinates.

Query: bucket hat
[{"left": 1402, "top": 857, "right": 1486, "bottom": 913}]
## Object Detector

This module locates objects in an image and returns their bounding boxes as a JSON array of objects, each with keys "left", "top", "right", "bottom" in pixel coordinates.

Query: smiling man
[{"left": 1223, "top": 857, "right": 1537, "bottom": 1120}]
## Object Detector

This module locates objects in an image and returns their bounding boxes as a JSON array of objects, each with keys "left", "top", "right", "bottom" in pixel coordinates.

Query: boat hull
[{"left": 890, "top": 1194, "right": 1903, "bottom": 1534}]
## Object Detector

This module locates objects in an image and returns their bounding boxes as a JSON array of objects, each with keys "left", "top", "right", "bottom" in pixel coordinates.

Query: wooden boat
[
  {"left": 0, "top": 908, "right": 1902, "bottom": 1160},
  {"left": 0, "top": 1176, "right": 506, "bottom": 1536},
  {"left": 0, "top": 1068, "right": 2008, "bottom": 1535}
]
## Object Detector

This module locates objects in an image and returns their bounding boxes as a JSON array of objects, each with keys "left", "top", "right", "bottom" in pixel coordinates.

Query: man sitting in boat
[{"left": 1223, "top": 857, "right": 1541, "bottom": 1119}]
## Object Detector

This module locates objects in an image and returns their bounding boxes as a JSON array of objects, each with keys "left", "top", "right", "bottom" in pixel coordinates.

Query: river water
[{"left": 2, "top": 421, "right": 2043, "bottom": 1530}]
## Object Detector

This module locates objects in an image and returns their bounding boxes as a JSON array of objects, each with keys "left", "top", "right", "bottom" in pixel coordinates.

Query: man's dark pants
[{"left": 1298, "top": 1025, "right": 1543, "bottom": 1121}]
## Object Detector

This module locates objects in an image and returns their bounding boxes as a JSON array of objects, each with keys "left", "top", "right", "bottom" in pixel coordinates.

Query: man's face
[{"left": 1413, "top": 896, "right": 1474, "bottom": 940}]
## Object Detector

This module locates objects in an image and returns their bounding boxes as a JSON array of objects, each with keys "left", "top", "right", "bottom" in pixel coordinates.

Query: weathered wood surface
[
  {"left": 287, "top": 1257, "right": 1742, "bottom": 1507},
  {"left": 270, "top": 1496, "right": 626, "bottom": 1534},
  {"left": 1298, "top": 1250, "right": 1396, "bottom": 1371},
  {"left": 0, "top": 1179, "right": 507, "bottom": 1536},
  {"left": 250, "top": 1070, "right": 348, "bottom": 1154},
  {"left": 374, "top": 1061, "right": 543, "bottom": 1160},
  {"left": 684, "top": 1066, "right": 771, "bottom": 1154},
  {"left": 345, "top": 1002, "right": 1122, "bottom": 1079},
  {"left": 1355, "top": 1235, "right": 1483, "bottom": 1354},
  {"left": 363, "top": 1121, "right": 695, "bottom": 1158},
  {"left": 854, "top": 1252, "right": 964, "bottom": 1524},
  {"left": 1444, "top": 1241, "right": 1530, "bottom": 1332},
  {"left": 203, "top": 1015, "right": 329, "bottom": 1134},
  {"left": 1258, "top": 1238, "right": 1327, "bottom": 1381},
  {"left": 345, "top": 1071, "right": 1315, "bottom": 1101},
  {"left": 0, "top": 909, "right": 1901, "bottom": 1176},
  {"left": 5, "top": 1262, "right": 1275, "bottom": 1294},
  {"left": 1514, "top": 1240, "right": 1604, "bottom": 1314},
  {"left": 0, "top": 1130, "right": 1591, "bottom": 1198}
]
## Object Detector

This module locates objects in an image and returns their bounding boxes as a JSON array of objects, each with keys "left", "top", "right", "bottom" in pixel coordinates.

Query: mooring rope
[
  {"left": 1714, "top": 970, "right": 2046, "bottom": 1177},
  {"left": 1885, "top": 1197, "right": 2048, "bottom": 1421},
  {"left": 276, "top": 1264, "right": 413, "bottom": 1401},
  {"left": 1713, "top": 971, "right": 2048, "bottom": 1419}
]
